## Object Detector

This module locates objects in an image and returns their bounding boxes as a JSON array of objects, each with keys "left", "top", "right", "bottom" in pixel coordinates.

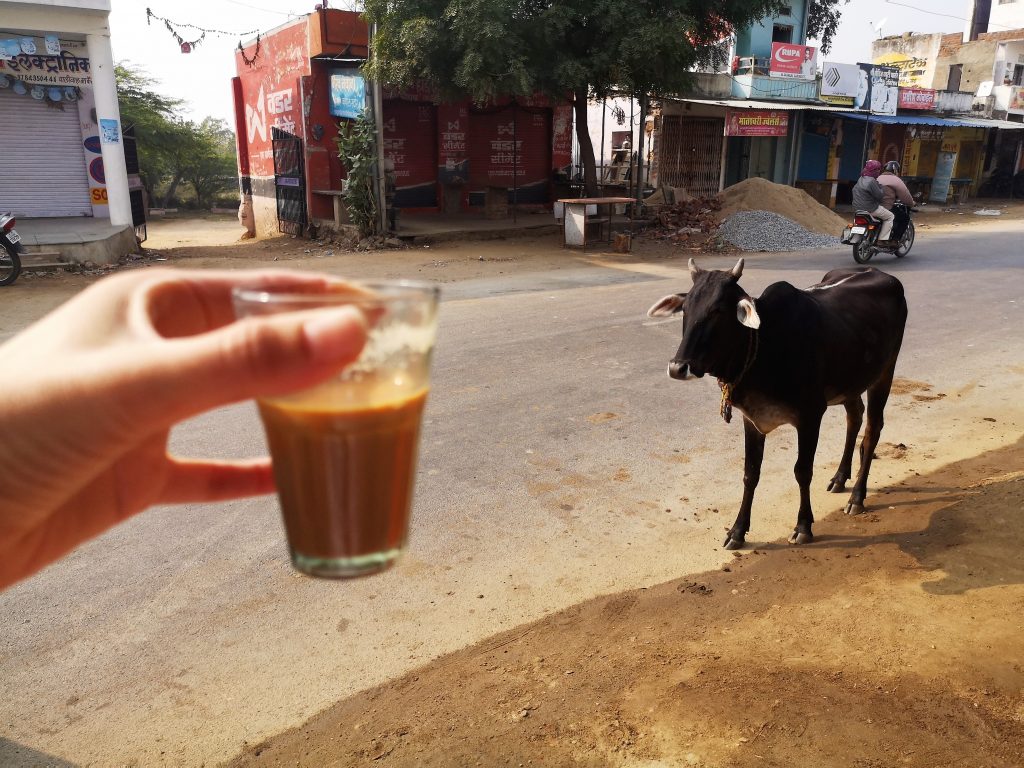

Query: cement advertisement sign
[{"left": 820, "top": 61, "right": 861, "bottom": 105}]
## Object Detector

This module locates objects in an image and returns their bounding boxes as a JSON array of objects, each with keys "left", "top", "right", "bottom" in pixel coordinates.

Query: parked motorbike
[
  {"left": 840, "top": 201, "right": 916, "bottom": 264},
  {"left": 0, "top": 212, "right": 23, "bottom": 287}
]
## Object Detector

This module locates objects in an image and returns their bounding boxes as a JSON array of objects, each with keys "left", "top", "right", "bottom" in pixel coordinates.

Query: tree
[
  {"left": 115, "top": 64, "right": 184, "bottom": 201},
  {"left": 116, "top": 64, "right": 238, "bottom": 209},
  {"left": 179, "top": 118, "right": 238, "bottom": 209},
  {"left": 364, "top": 0, "right": 786, "bottom": 196},
  {"left": 807, "top": 0, "right": 849, "bottom": 56}
]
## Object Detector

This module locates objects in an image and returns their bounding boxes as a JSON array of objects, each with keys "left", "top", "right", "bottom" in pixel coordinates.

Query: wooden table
[{"left": 557, "top": 196, "right": 634, "bottom": 249}]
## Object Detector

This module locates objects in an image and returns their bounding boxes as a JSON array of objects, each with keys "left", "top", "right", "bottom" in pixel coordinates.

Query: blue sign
[{"left": 329, "top": 70, "right": 365, "bottom": 119}]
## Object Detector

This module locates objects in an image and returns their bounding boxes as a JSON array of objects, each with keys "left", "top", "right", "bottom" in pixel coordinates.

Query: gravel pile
[{"left": 719, "top": 210, "right": 843, "bottom": 251}]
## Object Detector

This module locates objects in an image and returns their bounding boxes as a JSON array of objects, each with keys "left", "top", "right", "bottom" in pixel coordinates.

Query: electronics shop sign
[{"left": 725, "top": 109, "right": 790, "bottom": 137}]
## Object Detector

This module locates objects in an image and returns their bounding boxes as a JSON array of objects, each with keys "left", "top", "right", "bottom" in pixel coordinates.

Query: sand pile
[{"left": 719, "top": 177, "right": 848, "bottom": 236}]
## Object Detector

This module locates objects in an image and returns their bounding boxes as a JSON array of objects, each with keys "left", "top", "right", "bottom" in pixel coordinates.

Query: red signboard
[
  {"left": 898, "top": 87, "right": 937, "bottom": 110},
  {"left": 725, "top": 109, "right": 789, "bottom": 137},
  {"left": 769, "top": 42, "right": 817, "bottom": 80}
]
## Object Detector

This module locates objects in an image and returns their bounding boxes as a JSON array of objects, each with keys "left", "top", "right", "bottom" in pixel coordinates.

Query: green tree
[
  {"left": 364, "top": 0, "right": 787, "bottom": 196},
  {"left": 335, "top": 114, "right": 379, "bottom": 238},
  {"left": 179, "top": 118, "right": 238, "bottom": 209},
  {"left": 116, "top": 64, "right": 238, "bottom": 209},
  {"left": 807, "top": 0, "right": 849, "bottom": 55},
  {"left": 115, "top": 63, "right": 184, "bottom": 201}
]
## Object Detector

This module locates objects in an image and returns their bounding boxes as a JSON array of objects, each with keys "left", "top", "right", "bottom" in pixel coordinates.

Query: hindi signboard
[
  {"left": 0, "top": 37, "right": 90, "bottom": 86},
  {"left": 855, "top": 64, "right": 899, "bottom": 115},
  {"left": 769, "top": 43, "right": 818, "bottom": 80},
  {"left": 898, "top": 87, "right": 937, "bottom": 110},
  {"left": 328, "top": 69, "right": 365, "bottom": 119},
  {"left": 725, "top": 109, "right": 790, "bottom": 137}
]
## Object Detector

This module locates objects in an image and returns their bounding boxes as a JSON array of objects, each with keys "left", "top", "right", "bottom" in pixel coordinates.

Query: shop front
[
  {"left": 233, "top": 8, "right": 573, "bottom": 238},
  {"left": 0, "top": 32, "right": 132, "bottom": 225}
]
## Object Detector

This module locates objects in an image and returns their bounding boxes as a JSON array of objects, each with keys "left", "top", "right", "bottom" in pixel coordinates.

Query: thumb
[{"left": 145, "top": 306, "right": 368, "bottom": 422}]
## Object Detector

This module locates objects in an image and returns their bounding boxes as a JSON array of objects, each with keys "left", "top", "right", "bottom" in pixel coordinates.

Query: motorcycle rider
[
  {"left": 878, "top": 160, "right": 915, "bottom": 241},
  {"left": 852, "top": 160, "right": 895, "bottom": 245}
]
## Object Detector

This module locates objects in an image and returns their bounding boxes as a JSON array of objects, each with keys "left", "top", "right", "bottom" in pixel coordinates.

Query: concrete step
[{"left": 20, "top": 250, "right": 69, "bottom": 270}]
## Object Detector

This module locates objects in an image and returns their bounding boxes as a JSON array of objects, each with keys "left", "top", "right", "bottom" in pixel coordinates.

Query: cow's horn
[
  {"left": 731, "top": 258, "right": 744, "bottom": 279},
  {"left": 688, "top": 258, "right": 701, "bottom": 279}
]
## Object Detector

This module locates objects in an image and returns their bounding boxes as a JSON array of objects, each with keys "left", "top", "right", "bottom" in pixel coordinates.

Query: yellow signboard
[{"left": 873, "top": 52, "right": 928, "bottom": 88}]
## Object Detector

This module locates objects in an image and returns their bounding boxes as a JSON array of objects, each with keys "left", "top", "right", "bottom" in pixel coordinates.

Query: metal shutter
[
  {"left": 0, "top": 89, "right": 92, "bottom": 217},
  {"left": 469, "top": 105, "right": 551, "bottom": 203},
  {"left": 657, "top": 117, "right": 725, "bottom": 199},
  {"left": 383, "top": 99, "right": 438, "bottom": 208}
]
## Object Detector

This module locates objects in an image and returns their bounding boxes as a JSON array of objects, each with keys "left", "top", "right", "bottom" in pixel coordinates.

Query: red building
[{"left": 232, "top": 9, "right": 573, "bottom": 237}]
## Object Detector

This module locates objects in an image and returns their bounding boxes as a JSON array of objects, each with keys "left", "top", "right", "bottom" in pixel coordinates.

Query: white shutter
[{"left": 0, "top": 89, "right": 92, "bottom": 217}]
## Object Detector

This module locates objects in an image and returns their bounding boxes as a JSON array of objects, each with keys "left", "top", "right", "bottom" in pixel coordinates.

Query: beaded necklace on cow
[{"left": 718, "top": 328, "right": 759, "bottom": 424}]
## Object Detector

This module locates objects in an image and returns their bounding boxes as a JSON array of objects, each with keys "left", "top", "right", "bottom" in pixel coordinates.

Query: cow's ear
[
  {"left": 736, "top": 297, "right": 761, "bottom": 329},
  {"left": 647, "top": 293, "right": 687, "bottom": 317}
]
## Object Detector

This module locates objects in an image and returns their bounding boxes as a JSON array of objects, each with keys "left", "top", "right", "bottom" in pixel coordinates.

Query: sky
[{"left": 108, "top": 0, "right": 975, "bottom": 126}]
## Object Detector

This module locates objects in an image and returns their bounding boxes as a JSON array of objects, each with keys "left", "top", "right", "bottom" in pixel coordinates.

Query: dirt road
[{"left": 2, "top": 211, "right": 1022, "bottom": 767}]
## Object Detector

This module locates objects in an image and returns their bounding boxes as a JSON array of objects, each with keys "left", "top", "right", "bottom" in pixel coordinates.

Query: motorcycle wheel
[
  {"left": 896, "top": 221, "right": 914, "bottom": 258},
  {"left": 0, "top": 246, "right": 21, "bottom": 287},
  {"left": 853, "top": 239, "right": 874, "bottom": 264}
]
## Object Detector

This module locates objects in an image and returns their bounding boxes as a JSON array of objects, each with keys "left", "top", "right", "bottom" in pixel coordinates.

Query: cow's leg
[
  {"left": 846, "top": 366, "right": 896, "bottom": 515},
  {"left": 790, "top": 410, "right": 824, "bottom": 545},
  {"left": 827, "top": 396, "right": 864, "bottom": 493},
  {"left": 724, "top": 418, "right": 765, "bottom": 550}
]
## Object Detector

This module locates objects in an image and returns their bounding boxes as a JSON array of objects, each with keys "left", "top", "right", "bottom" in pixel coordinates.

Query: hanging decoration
[
  {"left": 238, "top": 34, "right": 261, "bottom": 68},
  {"left": 0, "top": 72, "right": 78, "bottom": 110},
  {"left": 145, "top": 8, "right": 261, "bottom": 59}
]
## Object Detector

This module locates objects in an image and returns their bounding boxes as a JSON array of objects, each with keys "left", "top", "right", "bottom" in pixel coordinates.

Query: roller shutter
[
  {"left": 469, "top": 105, "right": 551, "bottom": 204},
  {"left": 0, "top": 88, "right": 92, "bottom": 217},
  {"left": 382, "top": 99, "right": 438, "bottom": 208}
]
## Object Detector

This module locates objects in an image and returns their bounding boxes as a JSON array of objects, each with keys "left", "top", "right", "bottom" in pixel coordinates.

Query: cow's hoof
[
  {"left": 788, "top": 530, "right": 813, "bottom": 545},
  {"left": 827, "top": 479, "right": 847, "bottom": 493},
  {"left": 845, "top": 502, "right": 866, "bottom": 516},
  {"left": 723, "top": 536, "right": 745, "bottom": 550}
]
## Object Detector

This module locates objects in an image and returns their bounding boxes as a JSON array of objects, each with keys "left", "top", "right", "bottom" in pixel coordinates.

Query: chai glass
[{"left": 233, "top": 280, "right": 439, "bottom": 578}]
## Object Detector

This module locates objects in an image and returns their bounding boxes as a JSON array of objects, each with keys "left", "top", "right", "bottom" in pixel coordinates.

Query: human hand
[{"left": 0, "top": 268, "right": 368, "bottom": 589}]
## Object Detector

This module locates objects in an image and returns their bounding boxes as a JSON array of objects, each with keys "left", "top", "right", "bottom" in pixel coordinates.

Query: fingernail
[{"left": 302, "top": 306, "right": 368, "bottom": 364}]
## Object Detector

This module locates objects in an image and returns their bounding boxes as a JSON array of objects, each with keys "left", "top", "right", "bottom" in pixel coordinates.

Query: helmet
[{"left": 884, "top": 160, "right": 901, "bottom": 174}]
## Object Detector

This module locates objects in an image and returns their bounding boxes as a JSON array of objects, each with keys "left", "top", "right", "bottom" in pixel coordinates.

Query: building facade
[
  {"left": 233, "top": 9, "right": 573, "bottom": 238},
  {"left": 0, "top": 0, "right": 133, "bottom": 230}
]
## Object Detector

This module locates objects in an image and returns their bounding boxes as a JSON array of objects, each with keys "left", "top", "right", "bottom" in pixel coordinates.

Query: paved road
[{"left": 2, "top": 224, "right": 1022, "bottom": 765}]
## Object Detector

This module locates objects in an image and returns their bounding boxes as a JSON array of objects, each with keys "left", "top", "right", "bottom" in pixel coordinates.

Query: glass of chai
[{"left": 233, "top": 280, "right": 440, "bottom": 579}]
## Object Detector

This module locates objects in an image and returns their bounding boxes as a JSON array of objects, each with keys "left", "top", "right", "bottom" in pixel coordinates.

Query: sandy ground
[
  {"left": 3, "top": 208, "right": 1023, "bottom": 767},
  {"left": 229, "top": 438, "right": 1024, "bottom": 768}
]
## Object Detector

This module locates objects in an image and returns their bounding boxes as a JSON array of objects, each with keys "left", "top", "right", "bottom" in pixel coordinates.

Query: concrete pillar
[{"left": 86, "top": 31, "right": 132, "bottom": 229}]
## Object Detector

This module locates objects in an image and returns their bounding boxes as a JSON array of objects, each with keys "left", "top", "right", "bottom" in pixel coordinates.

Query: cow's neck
[{"left": 717, "top": 329, "right": 759, "bottom": 424}]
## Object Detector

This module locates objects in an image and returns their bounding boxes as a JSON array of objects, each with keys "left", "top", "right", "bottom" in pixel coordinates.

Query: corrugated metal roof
[
  {"left": 837, "top": 112, "right": 1024, "bottom": 130},
  {"left": 670, "top": 97, "right": 857, "bottom": 112},
  {"left": 670, "top": 97, "right": 1024, "bottom": 129}
]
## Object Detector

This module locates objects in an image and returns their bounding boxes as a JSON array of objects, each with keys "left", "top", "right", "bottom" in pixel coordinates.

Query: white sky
[{"left": 108, "top": 0, "right": 974, "bottom": 126}]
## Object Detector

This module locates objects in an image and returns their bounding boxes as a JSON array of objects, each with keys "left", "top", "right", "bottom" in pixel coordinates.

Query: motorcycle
[
  {"left": 1, "top": 212, "right": 24, "bottom": 287},
  {"left": 840, "top": 201, "right": 916, "bottom": 264}
]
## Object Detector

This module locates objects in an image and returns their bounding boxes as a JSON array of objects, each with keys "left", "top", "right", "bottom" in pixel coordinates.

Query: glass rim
[{"left": 232, "top": 279, "right": 440, "bottom": 306}]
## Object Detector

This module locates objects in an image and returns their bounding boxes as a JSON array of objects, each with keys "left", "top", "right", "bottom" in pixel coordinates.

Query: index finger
[{"left": 133, "top": 269, "right": 368, "bottom": 339}]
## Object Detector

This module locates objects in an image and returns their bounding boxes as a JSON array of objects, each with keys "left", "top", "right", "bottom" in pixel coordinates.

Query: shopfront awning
[
  {"left": 672, "top": 97, "right": 858, "bottom": 112},
  {"left": 836, "top": 112, "right": 1024, "bottom": 130}
]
